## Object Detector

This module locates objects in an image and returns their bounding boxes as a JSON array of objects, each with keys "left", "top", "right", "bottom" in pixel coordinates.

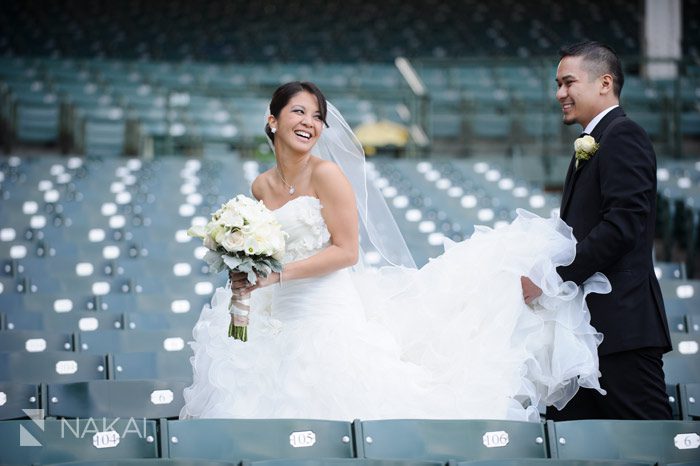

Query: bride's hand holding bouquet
[{"left": 188, "top": 194, "right": 286, "bottom": 341}]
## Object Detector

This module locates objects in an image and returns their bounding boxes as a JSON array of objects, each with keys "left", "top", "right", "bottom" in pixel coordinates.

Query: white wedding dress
[{"left": 180, "top": 195, "right": 610, "bottom": 422}]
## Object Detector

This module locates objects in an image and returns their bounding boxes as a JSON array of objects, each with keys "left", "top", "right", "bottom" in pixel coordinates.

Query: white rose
[
  {"left": 575, "top": 135, "right": 597, "bottom": 154},
  {"left": 220, "top": 231, "right": 245, "bottom": 253},
  {"left": 219, "top": 209, "right": 244, "bottom": 228}
]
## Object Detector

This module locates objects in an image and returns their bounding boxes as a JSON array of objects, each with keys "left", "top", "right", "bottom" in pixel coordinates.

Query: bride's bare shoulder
[
  {"left": 251, "top": 169, "right": 276, "bottom": 200},
  {"left": 310, "top": 157, "right": 344, "bottom": 180}
]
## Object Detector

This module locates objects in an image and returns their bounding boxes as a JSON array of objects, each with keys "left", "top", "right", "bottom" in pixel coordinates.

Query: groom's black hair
[
  {"left": 265, "top": 81, "right": 329, "bottom": 142},
  {"left": 560, "top": 40, "right": 624, "bottom": 98}
]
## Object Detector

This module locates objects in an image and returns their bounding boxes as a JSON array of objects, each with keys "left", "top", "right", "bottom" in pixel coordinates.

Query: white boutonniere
[{"left": 574, "top": 135, "right": 599, "bottom": 169}]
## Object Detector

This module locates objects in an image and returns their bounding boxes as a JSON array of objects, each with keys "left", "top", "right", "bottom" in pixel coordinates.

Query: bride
[{"left": 179, "top": 81, "right": 610, "bottom": 422}]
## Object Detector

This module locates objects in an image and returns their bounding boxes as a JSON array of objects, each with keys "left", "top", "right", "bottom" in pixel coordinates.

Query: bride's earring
[{"left": 271, "top": 127, "right": 277, "bottom": 133}]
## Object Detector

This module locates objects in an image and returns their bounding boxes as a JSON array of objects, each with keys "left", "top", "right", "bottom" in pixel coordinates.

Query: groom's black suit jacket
[{"left": 557, "top": 106, "right": 671, "bottom": 356}]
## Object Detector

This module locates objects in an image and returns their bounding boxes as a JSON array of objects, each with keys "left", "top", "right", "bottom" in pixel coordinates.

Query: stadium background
[{"left": 1, "top": 1, "right": 700, "bottom": 464}]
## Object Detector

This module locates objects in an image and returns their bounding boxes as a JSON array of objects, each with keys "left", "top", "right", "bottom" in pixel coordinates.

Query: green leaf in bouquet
[
  {"left": 268, "top": 257, "right": 283, "bottom": 273},
  {"left": 203, "top": 250, "right": 225, "bottom": 273},
  {"left": 235, "top": 258, "right": 257, "bottom": 284},
  {"left": 222, "top": 254, "right": 244, "bottom": 270},
  {"left": 254, "top": 261, "right": 272, "bottom": 277}
]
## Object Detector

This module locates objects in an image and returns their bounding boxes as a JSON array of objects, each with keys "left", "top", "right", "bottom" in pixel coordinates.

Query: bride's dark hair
[{"left": 265, "top": 81, "right": 329, "bottom": 142}]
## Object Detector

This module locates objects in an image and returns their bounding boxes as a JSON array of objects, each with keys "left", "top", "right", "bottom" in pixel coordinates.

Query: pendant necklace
[{"left": 276, "top": 159, "right": 309, "bottom": 196}]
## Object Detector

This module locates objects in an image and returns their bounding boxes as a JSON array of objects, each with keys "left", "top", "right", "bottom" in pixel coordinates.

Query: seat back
[
  {"left": 680, "top": 383, "right": 700, "bottom": 420},
  {"left": 164, "top": 419, "right": 355, "bottom": 461},
  {"left": 0, "top": 351, "right": 107, "bottom": 384},
  {"left": 664, "top": 354, "right": 700, "bottom": 385},
  {"left": 0, "top": 329, "right": 73, "bottom": 352},
  {"left": 549, "top": 419, "right": 700, "bottom": 463},
  {"left": 0, "top": 382, "right": 40, "bottom": 420},
  {"left": 108, "top": 351, "right": 192, "bottom": 382},
  {"left": 357, "top": 419, "right": 547, "bottom": 461},
  {"left": 47, "top": 380, "right": 186, "bottom": 419},
  {"left": 0, "top": 418, "right": 158, "bottom": 465}
]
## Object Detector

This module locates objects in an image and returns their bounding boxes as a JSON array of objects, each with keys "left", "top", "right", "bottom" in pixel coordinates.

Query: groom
[{"left": 521, "top": 40, "right": 672, "bottom": 420}]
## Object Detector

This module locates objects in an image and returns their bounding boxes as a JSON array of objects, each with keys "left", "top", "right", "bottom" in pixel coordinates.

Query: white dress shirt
[{"left": 583, "top": 105, "right": 619, "bottom": 135}]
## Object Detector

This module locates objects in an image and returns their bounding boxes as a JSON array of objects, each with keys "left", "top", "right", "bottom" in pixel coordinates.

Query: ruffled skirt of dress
[{"left": 180, "top": 209, "right": 610, "bottom": 422}]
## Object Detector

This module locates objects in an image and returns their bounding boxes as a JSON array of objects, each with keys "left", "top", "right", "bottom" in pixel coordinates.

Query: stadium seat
[
  {"left": 0, "top": 382, "right": 40, "bottom": 420},
  {"left": 164, "top": 419, "right": 355, "bottom": 462},
  {"left": 547, "top": 419, "right": 700, "bottom": 463},
  {"left": 46, "top": 380, "right": 186, "bottom": 419},
  {"left": 123, "top": 311, "right": 199, "bottom": 331},
  {"left": 243, "top": 460, "right": 445, "bottom": 466},
  {"left": 107, "top": 351, "right": 192, "bottom": 382},
  {"left": 0, "top": 330, "right": 73, "bottom": 352},
  {"left": 356, "top": 419, "right": 547, "bottom": 461},
  {"left": 0, "top": 352, "right": 108, "bottom": 384},
  {"left": 43, "top": 460, "right": 239, "bottom": 466},
  {"left": 468, "top": 114, "right": 512, "bottom": 140},
  {"left": 0, "top": 418, "right": 158, "bottom": 465},
  {"left": 3, "top": 310, "right": 124, "bottom": 332},
  {"left": 82, "top": 117, "right": 127, "bottom": 157},
  {"left": 15, "top": 102, "right": 60, "bottom": 144},
  {"left": 669, "top": 383, "right": 683, "bottom": 420},
  {"left": 687, "top": 314, "right": 700, "bottom": 334},
  {"left": 679, "top": 383, "right": 700, "bottom": 420},
  {"left": 664, "top": 354, "right": 700, "bottom": 385},
  {"left": 655, "top": 261, "right": 687, "bottom": 280},
  {"left": 452, "top": 460, "right": 655, "bottom": 466},
  {"left": 75, "top": 329, "right": 191, "bottom": 354}
]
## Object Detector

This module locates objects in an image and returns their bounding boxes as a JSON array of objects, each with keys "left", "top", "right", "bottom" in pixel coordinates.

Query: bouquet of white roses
[{"left": 188, "top": 194, "right": 286, "bottom": 341}]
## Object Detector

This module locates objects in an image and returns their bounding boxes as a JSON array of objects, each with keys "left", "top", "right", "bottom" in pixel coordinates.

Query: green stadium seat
[
  {"left": 46, "top": 380, "right": 186, "bottom": 419},
  {"left": 0, "top": 352, "right": 108, "bottom": 384},
  {"left": 626, "top": 111, "right": 666, "bottom": 139},
  {"left": 123, "top": 312, "right": 198, "bottom": 331},
  {"left": 3, "top": 310, "right": 124, "bottom": 332},
  {"left": 164, "top": 419, "right": 355, "bottom": 462},
  {"left": 681, "top": 112, "right": 700, "bottom": 137},
  {"left": 243, "top": 460, "right": 444, "bottom": 466},
  {"left": 655, "top": 262, "right": 687, "bottom": 280},
  {"left": 468, "top": 114, "right": 512, "bottom": 140},
  {"left": 15, "top": 102, "right": 60, "bottom": 144},
  {"left": 76, "top": 329, "right": 191, "bottom": 354},
  {"left": 453, "top": 460, "right": 654, "bottom": 466},
  {"left": 680, "top": 383, "right": 700, "bottom": 420},
  {"left": 670, "top": 383, "right": 683, "bottom": 420},
  {"left": 357, "top": 419, "right": 548, "bottom": 461},
  {"left": 0, "top": 382, "right": 40, "bottom": 420},
  {"left": 664, "top": 354, "right": 700, "bottom": 385},
  {"left": 548, "top": 419, "right": 700, "bottom": 463},
  {"left": 0, "top": 330, "right": 73, "bottom": 352},
  {"left": 107, "top": 351, "right": 192, "bottom": 382},
  {"left": 83, "top": 118, "right": 127, "bottom": 157},
  {"left": 688, "top": 314, "right": 700, "bottom": 334},
  {"left": 0, "top": 418, "right": 158, "bottom": 465},
  {"left": 44, "top": 460, "right": 239, "bottom": 466}
]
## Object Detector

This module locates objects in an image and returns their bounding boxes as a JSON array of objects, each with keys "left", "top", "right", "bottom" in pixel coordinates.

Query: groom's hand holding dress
[{"left": 539, "top": 41, "right": 672, "bottom": 420}]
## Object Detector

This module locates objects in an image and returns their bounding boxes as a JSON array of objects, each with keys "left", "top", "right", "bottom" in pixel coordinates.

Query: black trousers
[{"left": 546, "top": 347, "right": 672, "bottom": 420}]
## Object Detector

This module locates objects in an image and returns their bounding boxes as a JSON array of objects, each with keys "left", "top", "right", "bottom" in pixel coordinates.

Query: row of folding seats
[
  {"left": 0, "top": 351, "right": 191, "bottom": 393},
  {"left": 0, "top": 379, "right": 187, "bottom": 421},
  {"left": 1, "top": 375, "right": 697, "bottom": 421},
  {"left": 0, "top": 329, "right": 196, "bottom": 353},
  {"left": 1, "top": 0, "right": 660, "bottom": 61},
  {"left": 656, "top": 160, "right": 700, "bottom": 279},
  {"left": 0, "top": 58, "right": 393, "bottom": 157},
  {"left": 0, "top": 417, "right": 699, "bottom": 465}
]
